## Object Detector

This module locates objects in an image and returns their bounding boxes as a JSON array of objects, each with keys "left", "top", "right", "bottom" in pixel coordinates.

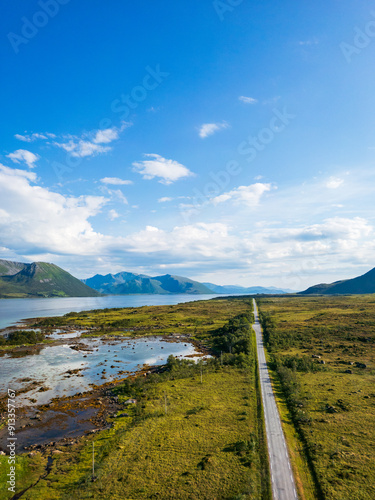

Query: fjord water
[{"left": 0, "top": 294, "right": 218, "bottom": 330}]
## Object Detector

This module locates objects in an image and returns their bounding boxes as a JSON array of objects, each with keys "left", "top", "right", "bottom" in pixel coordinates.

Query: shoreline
[{"left": 0, "top": 331, "right": 211, "bottom": 456}]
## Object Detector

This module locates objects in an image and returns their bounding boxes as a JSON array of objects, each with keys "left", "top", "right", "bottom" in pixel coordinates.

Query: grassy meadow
[
  {"left": 33, "top": 298, "right": 254, "bottom": 344},
  {"left": 257, "top": 295, "right": 375, "bottom": 500}
]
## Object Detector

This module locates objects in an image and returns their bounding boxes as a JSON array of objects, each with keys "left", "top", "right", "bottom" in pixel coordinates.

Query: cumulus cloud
[
  {"left": 158, "top": 197, "right": 173, "bottom": 202},
  {"left": 0, "top": 163, "right": 107, "bottom": 256},
  {"left": 239, "top": 96, "right": 257, "bottom": 104},
  {"left": 133, "top": 154, "right": 194, "bottom": 184},
  {"left": 100, "top": 177, "right": 133, "bottom": 185},
  {"left": 198, "top": 121, "right": 229, "bottom": 139},
  {"left": 6, "top": 149, "right": 39, "bottom": 168},
  {"left": 211, "top": 183, "right": 272, "bottom": 207}
]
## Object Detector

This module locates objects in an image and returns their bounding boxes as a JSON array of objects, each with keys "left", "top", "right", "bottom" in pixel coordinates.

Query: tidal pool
[{"left": 0, "top": 336, "right": 199, "bottom": 406}]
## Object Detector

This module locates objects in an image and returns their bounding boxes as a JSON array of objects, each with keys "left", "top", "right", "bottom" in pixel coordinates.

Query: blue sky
[{"left": 1, "top": 0, "right": 375, "bottom": 289}]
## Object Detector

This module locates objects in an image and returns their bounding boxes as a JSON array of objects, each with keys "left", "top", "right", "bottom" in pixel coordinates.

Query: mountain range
[
  {"left": 0, "top": 259, "right": 100, "bottom": 298},
  {"left": 82, "top": 271, "right": 295, "bottom": 295},
  {"left": 4, "top": 257, "right": 374, "bottom": 299},
  {"left": 300, "top": 267, "right": 375, "bottom": 295},
  {"left": 203, "top": 282, "right": 296, "bottom": 295},
  {"left": 82, "top": 272, "right": 213, "bottom": 295}
]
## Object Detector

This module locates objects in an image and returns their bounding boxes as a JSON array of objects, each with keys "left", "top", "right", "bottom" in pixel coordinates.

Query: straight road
[{"left": 252, "top": 298, "right": 298, "bottom": 500}]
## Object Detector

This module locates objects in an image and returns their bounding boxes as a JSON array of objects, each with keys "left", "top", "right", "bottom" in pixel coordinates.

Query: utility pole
[
  {"left": 220, "top": 351, "right": 223, "bottom": 366},
  {"left": 200, "top": 363, "right": 203, "bottom": 384},
  {"left": 92, "top": 441, "right": 95, "bottom": 481},
  {"left": 164, "top": 391, "right": 168, "bottom": 414}
]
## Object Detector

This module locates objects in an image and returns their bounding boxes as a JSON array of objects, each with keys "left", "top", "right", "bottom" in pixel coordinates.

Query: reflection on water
[{"left": 0, "top": 337, "right": 198, "bottom": 406}]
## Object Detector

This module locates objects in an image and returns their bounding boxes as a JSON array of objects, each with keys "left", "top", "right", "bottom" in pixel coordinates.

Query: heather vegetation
[{"left": 258, "top": 295, "right": 375, "bottom": 500}]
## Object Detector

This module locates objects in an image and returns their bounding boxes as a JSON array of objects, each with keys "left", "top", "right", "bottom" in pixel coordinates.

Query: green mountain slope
[
  {"left": 82, "top": 272, "right": 150, "bottom": 293},
  {"left": 83, "top": 272, "right": 213, "bottom": 295},
  {"left": 0, "top": 259, "right": 100, "bottom": 298},
  {"left": 300, "top": 267, "right": 375, "bottom": 295}
]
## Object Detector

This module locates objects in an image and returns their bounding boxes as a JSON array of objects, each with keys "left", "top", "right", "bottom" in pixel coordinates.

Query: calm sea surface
[{"left": 0, "top": 294, "right": 220, "bottom": 330}]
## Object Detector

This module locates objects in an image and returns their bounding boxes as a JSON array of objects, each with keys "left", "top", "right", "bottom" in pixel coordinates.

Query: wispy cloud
[
  {"left": 158, "top": 197, "right": 173, "bottom": 202},
  {"left": 92, "top": 122, "right": 131, "bottom": 144},
  {"left": 108, "top": 209, "right": 120, "bottom": 220},
  {"left": 14, "top": 132, "right": 56, "bottom": 142},
  {"left": 239, "top": 96, "right": 257, "bottom": 104},
  {"left": 198, "top": 121, "right": 229, "bottom": 139},
  {"left": 298, "top": 38, "right": 319, "bottom": 46},
  {"left": 100, "top": 186, "right": 128, "bottom": 205},
  {"left": 211, "top": 183, "right": 272, "bottom": 207},
  {"left": 133, "top": 154, "right": 194, "bottom": 184},
  {"left": 326, "top": 176, "right": 344, "bottom": 189},
  {"left": 55, "top": 140, "right": 111, "bottom": 158},
  {"left": 6, "top": 149, "right": 39, "bottom": 168},
  {"left": 54, "top": 122, "right": 132, "bottom": 158},
  {"left": 15, "top": 122, "right": 132, "bottom": 159},
  {"left": 100, "top": 177, "right": 133, "bottom": 185}
]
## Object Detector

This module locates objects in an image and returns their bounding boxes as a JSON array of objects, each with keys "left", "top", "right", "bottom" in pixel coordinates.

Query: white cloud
[
  {"left": 298, "top": 38, "right": 319, "bottom": 46},
  {"left": 22, "top": 122, "right": 133, "bottom": 159},
  {"left": 108, "top": 209, "right": 120, "bottom": 221},
  {"left": 326, "top": 176, "right": 344, "bottom": 189},
  {"left": 133, "top": 154, "right": 194, "bottom": 184},
  {"left": 125, "top": 222, "right": 233, "bottom": 260},
  {"left": 211, "top": 183, "right": 272, "bottom": 207},
  {"left": 93, "top": 128, "right": 119, "bottom": 144},
  {"left": 110, "top": 189, "right": 128, "bottom": 205},
  {"left": 55, "top": 140, "right": 111, "bottom": 158},
  {"left": 100, "top": 185, "right": 128, "bottom": 204},
  {"left": 239, "top": 96, "right": 257, "bottom": 104},
  {"left": 2, "top": 160, "right": 374, "bottom": 290},
  {"left": 266, "top": 217, "right": 372, "bottom": 243},
  {"left": 100, "top": 177, "right": 133, "bottom": 185},
  {"left": 198, "top": 122, "right": 229, "bottom": 139},
  {"left": 92, "top": 122, "right": 131, "bottom": 144},
  {"left": 6, "top": 149, "right": 39, "bottom": 168},
  {"left": 158, "top": 197, "right": 173, "bottom": 202},
  {"left": 14, "top": 132, "right": 56, "bottom": 142},
  {"left": 0, "top": 164, "right": 107, "bottom": 256}
]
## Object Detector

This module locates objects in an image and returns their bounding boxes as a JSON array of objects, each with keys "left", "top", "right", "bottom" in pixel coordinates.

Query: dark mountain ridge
[{"left": 300, "top": 267, "right": 375, "bottom": 295}]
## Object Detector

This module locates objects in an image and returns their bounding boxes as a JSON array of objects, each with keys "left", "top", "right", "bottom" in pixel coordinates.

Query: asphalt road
[{"left": 252, "top": 298, "right": 298, "bottom": 500}]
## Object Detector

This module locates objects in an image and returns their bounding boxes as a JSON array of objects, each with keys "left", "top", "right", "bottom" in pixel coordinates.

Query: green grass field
[{"left": 257, "top": 295, "right": 375, "bottom": 500}]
